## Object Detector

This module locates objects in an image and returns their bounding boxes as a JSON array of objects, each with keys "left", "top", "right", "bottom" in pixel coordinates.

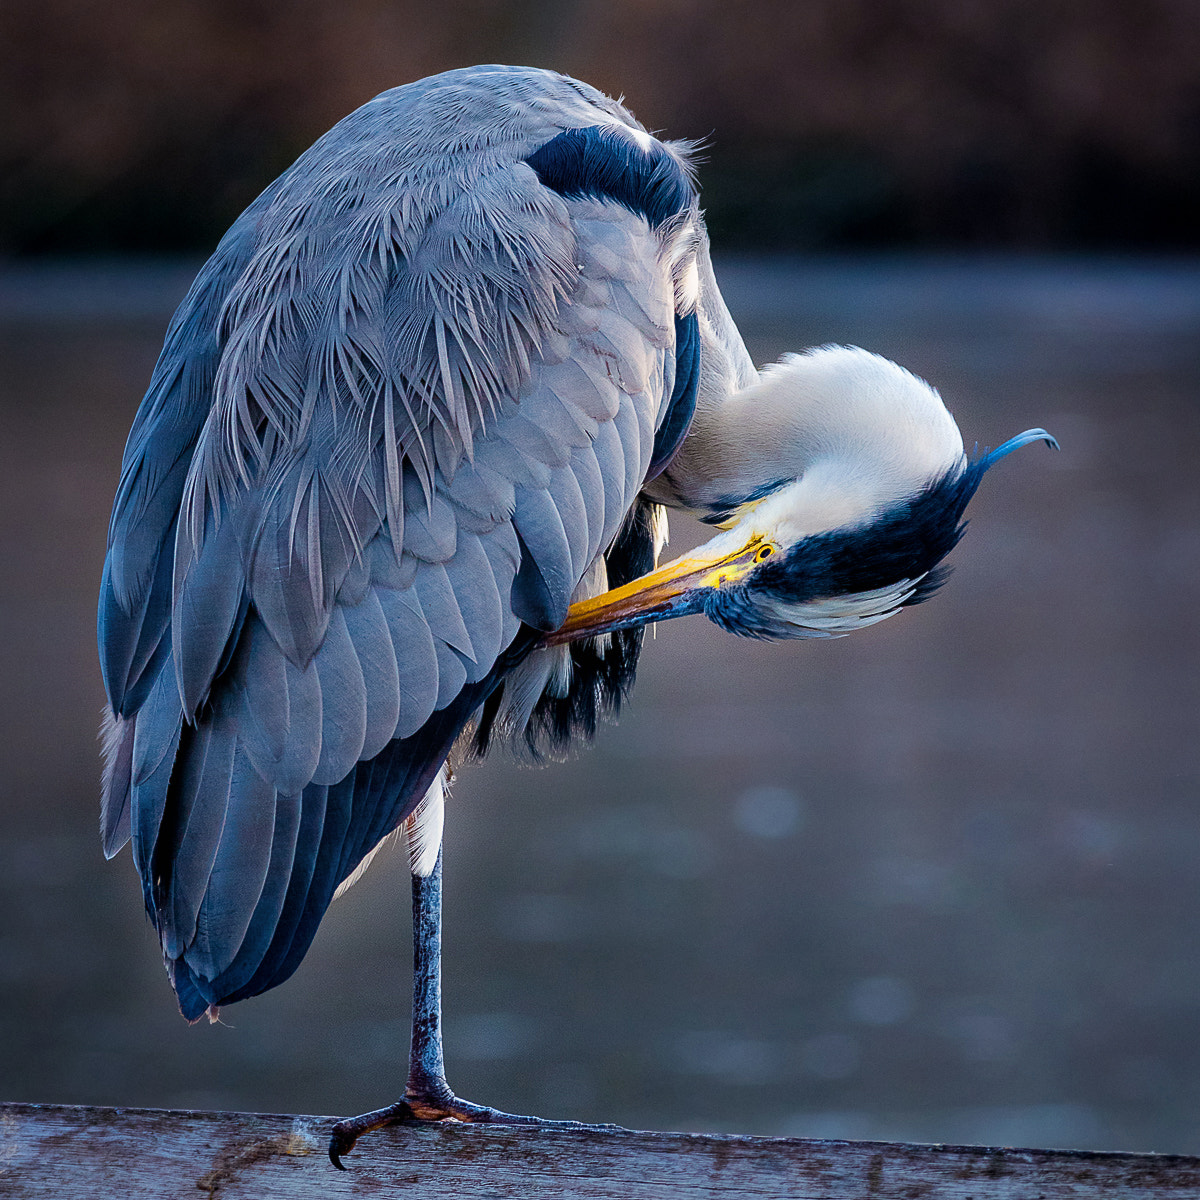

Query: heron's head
[{"left": 547, "top": 346, "right": 1055, "bottom": 645}]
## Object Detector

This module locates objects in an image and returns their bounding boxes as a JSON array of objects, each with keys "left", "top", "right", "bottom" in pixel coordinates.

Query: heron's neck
[{"left": 648, "top": 347, "right": 966, "bottom": 525}]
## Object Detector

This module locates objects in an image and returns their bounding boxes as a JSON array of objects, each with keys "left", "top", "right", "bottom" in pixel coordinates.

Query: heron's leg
[
  {"left": 328, "top": 849, "right": 621, "bottom": 1167},
  {"left": 404, "top": 846, "right": 458, "bottom": 1112}
]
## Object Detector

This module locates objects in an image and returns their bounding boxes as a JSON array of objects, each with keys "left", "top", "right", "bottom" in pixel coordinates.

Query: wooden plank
[{"left": 3, "top": 1102, "right": 1200, "bottom": 1199}]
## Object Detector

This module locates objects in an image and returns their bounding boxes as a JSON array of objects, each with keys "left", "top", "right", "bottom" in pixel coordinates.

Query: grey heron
[{"left": 96, "top": 65, "right": 1054, "bottom": 1163}]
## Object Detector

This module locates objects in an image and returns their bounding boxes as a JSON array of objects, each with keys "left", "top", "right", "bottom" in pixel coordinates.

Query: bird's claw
[
  {"left": 328, "top": 1100, "right": 418, "bottom": 1169},
  {"left": 328, "top": 1089, "right": 628, "bottom": 1167},
  {"left": 327, "top": 1092, "right": 498, "bottom": 1167}
]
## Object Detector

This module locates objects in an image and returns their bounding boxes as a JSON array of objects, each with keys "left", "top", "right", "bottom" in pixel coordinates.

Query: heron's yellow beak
[{"left": 541, "top": 538, "right": 775, "bottom": 647}]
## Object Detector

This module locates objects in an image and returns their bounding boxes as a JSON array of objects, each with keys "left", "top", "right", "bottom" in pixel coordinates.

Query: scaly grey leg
[{"left": 328, "top": 849, "right": 622, "bottom": 1167}]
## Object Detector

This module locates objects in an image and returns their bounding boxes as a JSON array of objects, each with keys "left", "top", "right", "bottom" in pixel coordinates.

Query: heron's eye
[{"left": 755, "top": 544, "right": 774, "bottom": 562}]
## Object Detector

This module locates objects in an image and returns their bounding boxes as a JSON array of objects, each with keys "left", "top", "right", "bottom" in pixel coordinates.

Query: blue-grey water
[{"left": 1, "top": 256, "right": 1198, "bottom": 1154}]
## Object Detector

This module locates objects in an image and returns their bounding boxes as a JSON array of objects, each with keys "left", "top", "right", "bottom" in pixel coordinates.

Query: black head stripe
[
  {"left": 525, "top": 125, "right": 695, "bottom": 229},
  {"left": 753, "top": 461, "right": 986, "bottom": 606}
]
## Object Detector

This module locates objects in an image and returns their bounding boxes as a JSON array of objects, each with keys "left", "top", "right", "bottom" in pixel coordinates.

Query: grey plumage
[
  {"left": 101, "top": 65, "right": 1048, "bottom": 1037},
  {"left": 99, "top": 65, "right": 705, "bottom": 1018}
]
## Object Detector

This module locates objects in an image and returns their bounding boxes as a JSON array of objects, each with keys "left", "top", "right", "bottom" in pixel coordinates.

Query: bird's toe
[
  {"left": 329, "top": 1088, "right": 627, "bottom": 1166},
  {"left": 328, "top": 1101, "right": 418, "bottom": 1168}
]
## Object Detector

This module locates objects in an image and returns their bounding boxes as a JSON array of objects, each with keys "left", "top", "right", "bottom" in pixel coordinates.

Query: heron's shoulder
[
  {"left": 273, "top": 65, "right": 628, "bottom": 189},
  {"left": 258, "top": 66, "right": 693, "bottom": 232},
  {"left": 364, "top": 64, "right": 628, "bottom": 135}
]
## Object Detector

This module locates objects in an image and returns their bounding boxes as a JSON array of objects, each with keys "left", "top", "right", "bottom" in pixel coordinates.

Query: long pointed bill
[
  {"left": 980, "top": 428, "right": 1059, "bottom": 469},
  {"left": 540, "top": 538, "right": 773, "bottom": 647}
]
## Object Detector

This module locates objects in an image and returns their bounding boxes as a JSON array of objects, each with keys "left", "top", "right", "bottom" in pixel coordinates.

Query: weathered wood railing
[{"left": 3, "top": 1102, "right": 1199, "bottom": 1198}]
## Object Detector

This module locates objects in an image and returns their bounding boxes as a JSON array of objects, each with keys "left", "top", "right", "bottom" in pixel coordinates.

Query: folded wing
[{"left": 98, "top": 69, "right": 703, "bottom": 1017}]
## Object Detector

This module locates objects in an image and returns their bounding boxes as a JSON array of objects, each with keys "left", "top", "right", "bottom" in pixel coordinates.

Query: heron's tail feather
[{"left": 138, "top": 672, "right": 492, "bottom": 1018}]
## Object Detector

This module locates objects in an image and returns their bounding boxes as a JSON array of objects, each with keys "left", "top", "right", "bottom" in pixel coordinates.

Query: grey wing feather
[
  {"left": 171, "top": 509, "right": 247, "bottom": 718},
  {"left": 537, "top": 379, "right": 601, "bottom": 445},
  {"left": 512, "top": 484, "right": 575, "bottom": 629},
  {"left": 273, "top": 655, "right": 324, "bottom": 797},
  {"left": 101, "top": 524, "right": 175, "bottom": 720},
  {"left": 376, "top": 586, "right": 440, "bottom": 738},
  {"left": 99, "top": 222, "right": 258, "bottom": 716},
  {"left": 591, "top": 417, "right": 630, "bottom": 529},
  {"left": 310, "top": 607, "right": 368, "bottom": 786},
  {"left": 129, "top": 664, "right": 185, "bottom": 868},
  {"left": 444, "top": 458, "right": 517, "bottom": 523},
  {"left": 100, "top": 711, "right": 135, "bottom": 858},
  {"left": 502, "top": 412, "right": 574, "bottom": 469},
  {"left": 200, "top": 792, "right": 303, "bottom": 997},
  {"left": 612, "top": 396, "right": 650, "bottom": 503},
  {"left": 100, "top": 65, "right": 699, "bottom": 1017},
  {"left": 548, "top": 356, "right": 622, "bottom": 423},
  {"left": 433, "top": 641, "right": 470, "bottom": 711},
  {"left": 568, "top": 443, "right": 607, "bottom": 556},
  {"left": 240, "top": 460, "right": 379, "bottom": 670},
  {"left": 412, "top": 563, "right": 475, "bottom": 661},
  {"left": 472, "top": 428, "right": 554, "bottom": 491},
  {"left": 231, "top": 615, "right": 290, "bottom": 775},
  {"left": 163, "top": 715, "right": 238, "bottom": 959},
  {"left": 366, "top": 530, "right": 418, "bottom": 591},
  {"left": 230, "top": 616, "right": 324, "bottom": 798},
  {"left": 401, "top": 487, "right": 458, "bottom": 563},
  {"left": 186, "top": 745, "right": 281, "bottom": 979},
  {"left": 480, "top": 522, "right": 525, "bottom": 651},
  {"left": 342, "top": 590, "right": 402, "bottom": 760},
  {"left": 335, "top": 545, "right": 372, "bottom": 607},
  {"left": 547, "top": 463, "right": 591, "bottom": 582},
  {"left": 443, "top": 533, "right": 504, "bottom": 684}
]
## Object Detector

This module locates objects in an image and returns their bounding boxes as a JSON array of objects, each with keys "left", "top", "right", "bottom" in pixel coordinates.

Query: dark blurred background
[
  {"left": 4, "top": 0, "right": 1200, "bottom": 256},
  {"left": 3, "top": 0, "right": 1200, "bottom": 1162}
]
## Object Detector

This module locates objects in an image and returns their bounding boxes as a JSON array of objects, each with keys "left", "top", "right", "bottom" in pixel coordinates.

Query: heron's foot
[{"left": 328, "top": 1085, "right": 624, "bottom": 1168}]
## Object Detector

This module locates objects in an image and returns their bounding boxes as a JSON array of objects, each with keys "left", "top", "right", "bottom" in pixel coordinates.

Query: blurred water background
[
  {"left": 3, "top": 0, "right": 1200, "bottom": 1158},
  {"left": 2, "top": 254, "right": 1198, "bottom": 1154}
]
